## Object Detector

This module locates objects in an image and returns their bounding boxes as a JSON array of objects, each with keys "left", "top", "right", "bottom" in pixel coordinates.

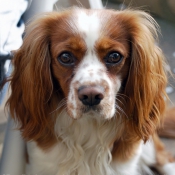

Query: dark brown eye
[
  {"left": 58, "top": 52, "right": 75, "bottom": 66},
  {"left": 105, "top": 52, "right": 123, "bottom": 65}
]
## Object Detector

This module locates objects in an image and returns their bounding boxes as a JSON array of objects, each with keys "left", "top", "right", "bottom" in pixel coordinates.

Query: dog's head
[{"left": 7, "top": 9, "right": 167, "bottom": 147}]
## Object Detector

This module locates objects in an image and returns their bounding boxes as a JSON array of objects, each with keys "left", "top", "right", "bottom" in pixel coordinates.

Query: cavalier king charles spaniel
[{"left": 6, "top": 8, "right": 175, "bottom": 175}]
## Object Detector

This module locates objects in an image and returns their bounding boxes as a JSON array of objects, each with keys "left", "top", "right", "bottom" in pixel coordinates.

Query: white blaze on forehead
[{"left": 77, "top": 11, "right": 101, "bottom": 50}]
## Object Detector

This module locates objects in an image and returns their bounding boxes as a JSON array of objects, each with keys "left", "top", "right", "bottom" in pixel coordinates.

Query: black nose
[{"left": 78, "top": 86, "right": 104, "bottom": 106}]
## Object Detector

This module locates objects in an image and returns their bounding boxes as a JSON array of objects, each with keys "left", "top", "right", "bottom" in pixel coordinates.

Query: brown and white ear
[
  {"left": 119, "top": 10, "right": 167, "bottom": 141},
  {"left": 6, "top": 14, "right": 56, "bottom": 146}
]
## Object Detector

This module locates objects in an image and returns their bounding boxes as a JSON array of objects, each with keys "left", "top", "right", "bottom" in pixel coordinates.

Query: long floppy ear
[
  {"left": 6, "top": 14, "right": 57, "bottom": 147},
  {"left": 121, "top": 10, "right": 167, "bottom": 142}
]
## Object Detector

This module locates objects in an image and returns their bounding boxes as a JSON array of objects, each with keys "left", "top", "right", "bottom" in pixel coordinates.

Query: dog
[{"left": 5, "top": 8, "right": 175, "bottom": 175}]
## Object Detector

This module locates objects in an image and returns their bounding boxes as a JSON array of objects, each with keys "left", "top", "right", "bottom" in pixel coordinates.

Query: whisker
[
  {"left": 104, "top": 0, "right": 109, "bottom": 9},
  {"left": 115, "top": 103, "right": 128, "bottom": 119},
  {"left": 49, "top": 98, "right": 67, "bottom": 114},
  {"left": 117, "top": 93, "right": 130, "bottom": 100},
  {"left": 115, "top": 97, "right": 125, "bottom": 106},
  {"left": 76, "top": 0, "right": 85, "bottom": 8}
]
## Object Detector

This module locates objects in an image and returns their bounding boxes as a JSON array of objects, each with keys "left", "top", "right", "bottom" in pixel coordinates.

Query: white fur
[
  {"left": 68, "top": 51, "right": 121, "bottom": 119},
  {"left": 77, "top": 11, "right": 100, "bottom": 50},
  {"left": 157, "top": 163, "right": 175, "bottom": 175},
  {"left": 139, "top": 139, "right": 175, "bottom": 175},
  {"left": 111, "top": 143, "right": 142, "bottom": 175},
  {"left": 26, "top": 133, "right": 175, "bottom": 175},
  {"left": 26, "top": 111, "right": 141, "bottom": 175},
  {"left": 27, "top": 130, "right": 175, "bottom": 175}
]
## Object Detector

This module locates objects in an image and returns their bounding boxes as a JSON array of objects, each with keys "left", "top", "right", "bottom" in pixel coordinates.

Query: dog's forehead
[
  {"left": 76, "top": 11, "right": 101, "bottom": 50},
  {"left": 71, "top": 9, "right": 111, "bottom": 50}
]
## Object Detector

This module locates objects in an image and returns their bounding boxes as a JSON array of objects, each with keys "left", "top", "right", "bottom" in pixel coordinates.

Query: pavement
[
  {"left": 0, "top": 0, "right": 175, "bottom": 167},
  {"left": 0, "top": 92, "right": 8, "bottom": 157}
]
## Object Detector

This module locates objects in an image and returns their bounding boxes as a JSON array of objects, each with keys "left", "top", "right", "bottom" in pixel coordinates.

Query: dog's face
[
  {"left": 8, "top": 9, "right": 167, "bottom": 146},
  {"left": 50, "top": 9, "right": 130, "bottom": 119}
]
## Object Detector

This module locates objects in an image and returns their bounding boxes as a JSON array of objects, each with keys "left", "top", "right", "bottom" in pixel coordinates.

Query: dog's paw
[{"left": 157, "top": 162, "right": 175, "bottom": 175}]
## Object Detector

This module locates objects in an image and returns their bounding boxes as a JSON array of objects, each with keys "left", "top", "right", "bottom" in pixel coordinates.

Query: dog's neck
[
  {"left": 26, "top": 111, "right": 141, "bottom": 175},
  {"left": 54, "top": 111, "right": 120, "bottom": 175}
]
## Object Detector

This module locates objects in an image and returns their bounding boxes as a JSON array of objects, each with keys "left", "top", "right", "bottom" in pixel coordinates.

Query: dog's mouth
[
  {"left": 81, "top": 105, "right": 102, "bottom": 114},
  {"left": 67, "top": 98, "right": 115, "bottom": 119}
]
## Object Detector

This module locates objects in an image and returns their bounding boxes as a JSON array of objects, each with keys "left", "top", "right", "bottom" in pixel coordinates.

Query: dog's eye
[
  {"left": 58, "top": 52, "right": 75, "bottom": 66},
  {"left": 105, "top": 52, "right": 123, "bottom": 65}
]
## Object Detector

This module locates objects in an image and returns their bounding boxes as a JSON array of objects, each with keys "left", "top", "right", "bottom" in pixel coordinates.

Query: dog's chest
[{"left": 26, "top": 114, "right": 118, "bottom": 175}]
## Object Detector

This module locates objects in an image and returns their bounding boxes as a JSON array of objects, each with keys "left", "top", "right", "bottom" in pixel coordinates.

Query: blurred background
[{"left": 0, "top": 0, "right": 175, "bottom": 164}]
